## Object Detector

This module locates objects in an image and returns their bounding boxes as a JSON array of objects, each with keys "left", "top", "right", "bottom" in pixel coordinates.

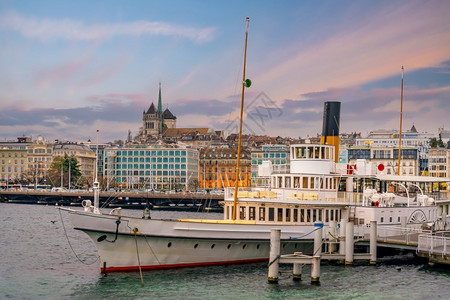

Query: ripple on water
[{"left": 1, "top": 203, "right": 449, "bottom": 299}]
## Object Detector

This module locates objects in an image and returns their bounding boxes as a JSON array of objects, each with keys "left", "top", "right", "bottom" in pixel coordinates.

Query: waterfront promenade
[{"left": 0, "top": 189, "right": 223, "bottom": 211}]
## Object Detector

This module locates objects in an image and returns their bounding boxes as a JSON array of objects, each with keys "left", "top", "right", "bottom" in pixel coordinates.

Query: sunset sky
[{"left": 1, "top": 0, "right": 450, "bottom": 142}]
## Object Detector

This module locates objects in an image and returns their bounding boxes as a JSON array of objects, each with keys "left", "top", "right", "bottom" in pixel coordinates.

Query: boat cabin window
[
  {"left": 269, "top": 208, "right": 275, "bottom": 221},
  {"left": 314, "top": 147, "right": 320, "bottom": 159},
  {"left": 308, "top": 147, "right": 314, "bottom": 158},
  {"left": 294, "top": 177, "right": 300, "bottom": 188},
  {"left": 249, "top": 207, "right": 255, "bottom": 220},
  {"left": 286, "top": 208, "right": 291, "bottom": 222},
  {"left": 277, "top": 208, "right": 283, "bottom": 222},
  {"left": 297, "top": 147, "right": 306, "bottom": 158},
  {"left": 239, "top": 206, "right": 246, "bottom": 220},
  {"left": 303, "top": 177, "right": 309, "bottom": 189},
  {"left": 259, "top": 207, "right": 265, "bottom": 221},
  {"left": 285, "top": 177, "right": 291, "bottom": 188}
]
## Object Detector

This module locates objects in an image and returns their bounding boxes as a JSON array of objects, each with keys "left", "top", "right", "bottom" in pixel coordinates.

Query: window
[
  {"left": 269, "top": 208, "right": 274, "bottom": 221},
  {"left": 249, "top": 207, "right": 255, "bottom": 220},
  {"left": 239, "top": 206, "right": 246, "bottom": 220},
  {"left": 259, "top": 207, "right": 265, "bottom": 221},
  {"left": 277, "top": 208, "right": 283, "bottom": 222}
]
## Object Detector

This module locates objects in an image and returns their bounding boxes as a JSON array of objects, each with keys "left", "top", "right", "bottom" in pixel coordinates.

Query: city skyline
[{"left": 1, "top": 0, "right": 450, "bottom": 143}]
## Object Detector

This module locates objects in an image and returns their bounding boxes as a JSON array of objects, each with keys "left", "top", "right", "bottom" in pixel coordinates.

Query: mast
[
  {"left": 397, "top": 66, "right": 404, "bottom": 176},
  {"left": 232, "top": 17, "right": 250, "bottom": 220},
  {"left": 93, "top": 129, "right": 100, "bottom": 213}
]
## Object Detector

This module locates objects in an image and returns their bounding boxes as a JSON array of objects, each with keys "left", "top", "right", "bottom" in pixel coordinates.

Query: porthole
[
  {"left": 167, "top": 242, "right": 172, "bottom": 248},
  {"left": 211, "top": 244, "right": 215, "bottom": 249},
  {"left": 194, "top": 244, "right": 199, "bottom": 249},
  {"left": 227, "top": 244, "right": 231, "bottom": 249}
]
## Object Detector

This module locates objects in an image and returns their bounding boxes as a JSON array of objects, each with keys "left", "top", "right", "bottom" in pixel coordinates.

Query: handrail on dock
[{"left": 418, "top": 233, "right": 450, "bottom": 257}]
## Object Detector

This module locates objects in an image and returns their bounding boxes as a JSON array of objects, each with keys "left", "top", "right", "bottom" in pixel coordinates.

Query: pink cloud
[
  {"left": 35, "top": 55, "right": 89, "bottom": 90},
  {"left": 255, "top": 2, "right": 450, "bottom": 100}
]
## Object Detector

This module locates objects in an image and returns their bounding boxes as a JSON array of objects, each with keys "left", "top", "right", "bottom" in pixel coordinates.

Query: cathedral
[{"left": 141, "top": 83, "right": 176, "bottom": 140}]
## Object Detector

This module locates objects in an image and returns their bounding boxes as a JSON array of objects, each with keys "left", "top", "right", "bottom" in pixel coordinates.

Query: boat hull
[{"left": 67, "top": 210, "right": 315, "bottom": 272}]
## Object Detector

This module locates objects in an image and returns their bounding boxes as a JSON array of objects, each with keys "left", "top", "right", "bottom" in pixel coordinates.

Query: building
[
  {"left": 438, "top": 128, "right": 450, "bottom": 144},
  {"left": 163, "top": 128, "right": 220, "bottom": 148},
  {"left": 251, "top": 144, "right": 290, "bottom": 186},
  {"left": 27, "top": 135, "right": 53, "bottom": 187},
  {"left": 347, "top": 146, "right": 419, "bottom": 176},
  {"left": 88, "top": 142, "right": 109, "bottom": 179},
  {"left": 355, "top": 125, "right": 435, "bottom": 174},
  {"left": 0, "top": 137, "right": 30, "bottom": 187},
  {"left": 428, "top": 148, "right": 449, "bottom": 178},
  {"left": 104, "top": 145, "right": 199, "bottom": 191},
  {"left": 199, "top": 147, "right": 251, "bottom": 190},
  {"left": 140, "top": 83, "right": 176, "bottom": 140},
  {"left": 53, "top": 143, "right": 96, "bottom": 184}
]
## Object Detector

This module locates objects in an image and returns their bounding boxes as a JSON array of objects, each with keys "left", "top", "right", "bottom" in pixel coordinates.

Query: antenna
[{"left": 397, "top": 66, "right": 404, "bottom": 176}]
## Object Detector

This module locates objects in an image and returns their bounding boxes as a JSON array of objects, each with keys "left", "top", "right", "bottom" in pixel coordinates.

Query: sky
[{"left": 1, "top": 0, "right": 450, "bottom": 143}]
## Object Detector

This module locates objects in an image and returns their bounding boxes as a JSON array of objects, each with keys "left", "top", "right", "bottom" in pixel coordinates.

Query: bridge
[{"left": 0, "top": 190, "right": 224, "bottom": 211}]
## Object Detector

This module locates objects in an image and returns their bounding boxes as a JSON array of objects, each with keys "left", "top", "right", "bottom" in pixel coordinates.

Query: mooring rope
[
  {"left": 143, "top": 234, "right": 162, "bottom": 265},
  {"left": 289, "top": 226, "right": 321, "bottom": 240},
  {"left": 133, "top": 228, "right": 144, "bottom": 287},
  {"left": 58, "top": 209, "right": 98, "bottom": 265},
  {"left": 267, "top": 254, "right": 280, "bottom": 267}
]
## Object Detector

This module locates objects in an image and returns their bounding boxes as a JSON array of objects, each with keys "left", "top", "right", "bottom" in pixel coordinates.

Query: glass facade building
[
  {"left": 104, "top": 146, "right": 199, "bottom": 191},
  {"left": 251, "top": 145, "right": 290, "bottom": 186}
]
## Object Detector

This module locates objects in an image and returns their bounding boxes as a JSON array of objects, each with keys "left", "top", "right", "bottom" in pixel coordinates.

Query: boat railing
[
  {"left": 353, "top": 224, "right": 430, "bottom": 244},
  {"left": 418, "top": 232, "right": 450, "bottom": 256}
]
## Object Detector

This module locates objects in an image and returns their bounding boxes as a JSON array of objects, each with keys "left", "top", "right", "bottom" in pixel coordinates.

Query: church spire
[
  {"left": 158, "top": 81, "right": 164, "bottom": 134},
  {"left": 157, "top": 81, "right": 162, "bottom": 114}
]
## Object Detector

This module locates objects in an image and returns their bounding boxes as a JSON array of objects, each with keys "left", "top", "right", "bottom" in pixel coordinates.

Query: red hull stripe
[{"left": 102, "top": 258, "right": 268, "bottom": 273}]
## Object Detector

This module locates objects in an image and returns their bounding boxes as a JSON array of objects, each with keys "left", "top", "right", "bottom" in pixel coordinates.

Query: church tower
[
  {"left": 141, "top": 83, "right": 176, "bottom": 140},
  {"left": 157, "top": 82, "right": 164, "bottom": 133}
]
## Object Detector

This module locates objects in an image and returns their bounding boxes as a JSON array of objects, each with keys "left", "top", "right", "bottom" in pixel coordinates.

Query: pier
[
  {"left": 268, "top": 221, "right": 378, "bottom": 283},
  {"left": 417, "top": 232, "right": 450, "bottom": 265},
  {"left": 269, "top": 220, "right": 450, "bottom": 283}
]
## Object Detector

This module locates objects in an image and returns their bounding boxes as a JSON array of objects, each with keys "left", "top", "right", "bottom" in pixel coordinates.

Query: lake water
[{"left": 1, "top": 203, "right": 449, "bottom": 299}]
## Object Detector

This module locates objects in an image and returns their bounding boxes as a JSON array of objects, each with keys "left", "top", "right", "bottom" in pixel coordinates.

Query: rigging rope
[
  {"left": 58, "top": 209, "right": 99, "bottom": 265},
  {"left": 133, "top": 228, "right": 144, "bottom": 287},
  {"left": 143, "top": 235, "right": 162, "bottom": 265}
]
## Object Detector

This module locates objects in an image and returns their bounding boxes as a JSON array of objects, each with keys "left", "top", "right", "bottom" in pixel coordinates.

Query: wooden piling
[
  {"left": 293, "top": 263, "right": 302, "bottom": 281},
  {"left": 370, "top": 220, "right": 377, "bottom": 265},
  {"left": 268, "top": 228, "right": 281, "bottom": 283},
  {"left": 345, "top": 221, "right": 354, "bottom": 265},
  {"left": 311, "top": 255, "right": 321, "bottom": 283}
]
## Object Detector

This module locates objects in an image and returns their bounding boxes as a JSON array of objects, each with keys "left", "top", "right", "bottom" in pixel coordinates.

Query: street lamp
[{"left": 203, "top": 153, "right": 206, "bottom": 190}]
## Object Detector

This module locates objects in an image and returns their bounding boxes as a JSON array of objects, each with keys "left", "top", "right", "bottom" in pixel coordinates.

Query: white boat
[{"left": 60, "top": 20, "right": 450, "bottom": 273}]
